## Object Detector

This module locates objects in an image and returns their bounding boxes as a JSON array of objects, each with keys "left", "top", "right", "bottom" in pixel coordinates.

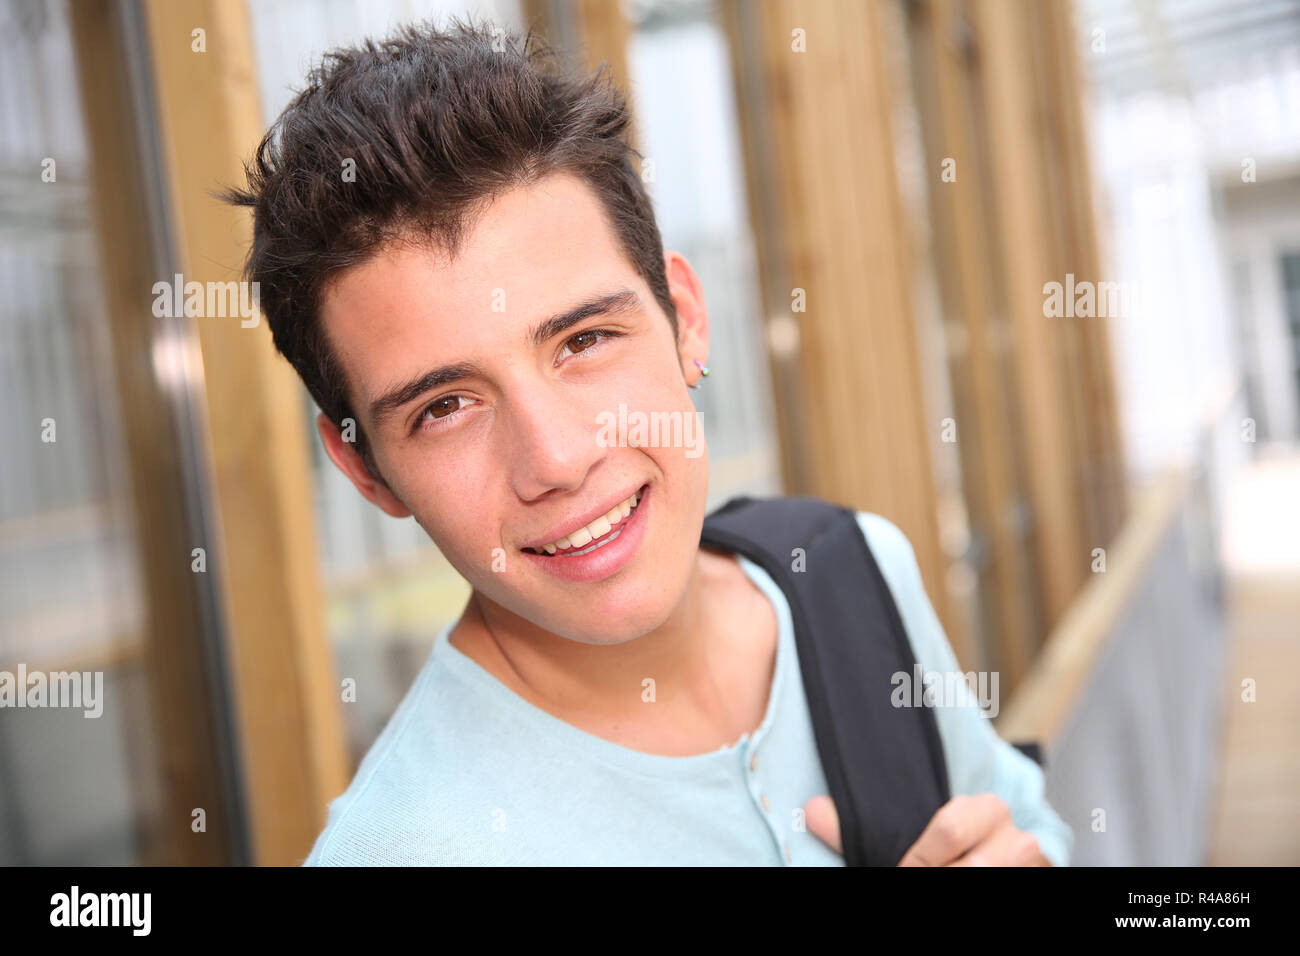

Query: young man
[{"left": 226, "top": 20, "right": 1072, "bottom": 866}]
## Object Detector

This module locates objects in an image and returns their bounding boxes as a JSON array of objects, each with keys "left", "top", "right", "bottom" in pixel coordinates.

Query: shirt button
[
  {"left": 761, "top": 794, "right": 771, "bottom": 812},
  {"left": 749, "top": 753, "right": 759, "bottom": 772},
  {"left": 784, "top": 843, "right": 792, "bottom": 863}
]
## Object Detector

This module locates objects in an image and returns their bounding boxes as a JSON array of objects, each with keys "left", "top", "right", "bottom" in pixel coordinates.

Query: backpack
[{"left": 700, "top": 494, "right": 952, "bottom": 866}]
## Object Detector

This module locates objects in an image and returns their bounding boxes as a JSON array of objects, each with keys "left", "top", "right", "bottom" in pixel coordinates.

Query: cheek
[
  {"left": 620, "top": 351, "right": 690, "bottom": 415},
  {"left": 398, "top": 450, "right": 505, "bottom": 560},
  {"left": 415, "top": 508, "right": 508, "bottom": 590}
]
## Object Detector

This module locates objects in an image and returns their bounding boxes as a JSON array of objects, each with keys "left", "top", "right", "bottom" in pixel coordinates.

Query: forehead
[{"left": 319, "top": 170, "right": 638, "bottom": 399}]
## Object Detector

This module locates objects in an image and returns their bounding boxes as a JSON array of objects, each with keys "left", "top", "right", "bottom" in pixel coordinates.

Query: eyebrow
[{"left": 367, "top": 289, "right": 642, "bottom": 428}]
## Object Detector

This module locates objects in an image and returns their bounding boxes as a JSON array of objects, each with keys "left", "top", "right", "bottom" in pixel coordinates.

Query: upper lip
[{"left": 520, "top": 483, "right": 646, "bottom": 551}]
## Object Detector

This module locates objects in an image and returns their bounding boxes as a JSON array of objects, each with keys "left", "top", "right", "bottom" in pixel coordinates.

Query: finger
[
  {"left": 804, "top": 795, "right": 842, "bottom": 856},
  {"left": 897, "top": 793, "right": 1012, "bottom": 866},
  {"left": 948, "top": 822, "right": 1046, "bottom": 867}
]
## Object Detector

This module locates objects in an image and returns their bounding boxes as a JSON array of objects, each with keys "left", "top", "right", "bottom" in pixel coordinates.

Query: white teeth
[{"left": 531, "top": 489, "right": 642, "bottom": 555}]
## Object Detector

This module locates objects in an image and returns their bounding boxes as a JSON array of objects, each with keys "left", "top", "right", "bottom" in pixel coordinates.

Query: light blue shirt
[{"left": 304, "top": 512, "right": 1073, "bottom": 865}]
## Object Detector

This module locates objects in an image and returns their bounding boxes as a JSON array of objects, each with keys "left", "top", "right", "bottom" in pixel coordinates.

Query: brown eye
[
  {"left": 426, "top": 396, "right": 462, "bottom": 420},
  {"left": 567, "top": 330, "right": 601, "bottom": 353},
  {"left": 556, "top": 327, "right": 622, "bottom": 364}
]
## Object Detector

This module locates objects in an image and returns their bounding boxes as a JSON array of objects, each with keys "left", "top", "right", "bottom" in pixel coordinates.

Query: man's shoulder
[
  {"left": 851, "top": 510, "right": 925, "bottom": 593},
  {"left": 851, "top": 510, "right": 914, "bottom": 562},
  {"left": 302, "top": 644, "right": 501, "bottom": 865}
]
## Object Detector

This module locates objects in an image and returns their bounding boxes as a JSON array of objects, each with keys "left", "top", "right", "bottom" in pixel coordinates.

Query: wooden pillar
[
  {"left": 141, "top": 0, "right": 348, "bottom": 865},
  {"left": 574, "top": 0, "right": 635, "bottom": 104},
  {"left": 970, "top": 0, "right": 1089, "bottom": 629},
  {"left": 1023, "top": 0, "right": 1100, "bottom": 578},
  {"left": 902, "top": 0, "right": 1037, "bottom": 682},
  {"left": 719, "top": 0, "right": 819, "bottom": 498},
  {"left": 69, "top": 0, "right": 236, "bottom": 865},
  {"left": 721, "top": 0, "right": 952, "bottom": 640},
  {"left": 1042, "top": 0, "right": 1128, "bottom": 542}
]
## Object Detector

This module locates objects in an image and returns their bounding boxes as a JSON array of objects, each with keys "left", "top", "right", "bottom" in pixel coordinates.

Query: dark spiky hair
[{"left": 221, "top": 17, "right": 676, "bottom": 475}]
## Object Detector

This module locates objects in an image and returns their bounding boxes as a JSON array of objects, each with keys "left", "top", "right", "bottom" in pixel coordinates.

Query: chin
[
  {"left": 552, "top": 531, "right": 702, "bottom": 643},
  {"left": 492, "top": 557, "right": 688, "bottom": 645},
  {"left": 547, "top": 599, "right": 670, "bottom": 646}
]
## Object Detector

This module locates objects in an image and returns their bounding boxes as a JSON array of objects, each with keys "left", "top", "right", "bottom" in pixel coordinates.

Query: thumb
[{"left": 804, "top": 795, "right": 842, "bottom": 856}]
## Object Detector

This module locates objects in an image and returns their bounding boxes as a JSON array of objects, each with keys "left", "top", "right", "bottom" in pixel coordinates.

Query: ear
[
  {"left": 316, "top": 412, "right": 412, "bottom": 518},
  {"left": 664, "top": 250, "right": 710, "bottom": 387}
]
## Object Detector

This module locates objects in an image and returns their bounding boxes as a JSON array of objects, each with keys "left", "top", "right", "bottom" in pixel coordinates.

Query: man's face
[{"left": 318, "top": 171, "right": 711, "bottom": 644}]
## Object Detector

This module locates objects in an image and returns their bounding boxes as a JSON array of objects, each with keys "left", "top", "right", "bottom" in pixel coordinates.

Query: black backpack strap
[{"left": 700, "top": 495, "right": 951, "bottom": 865}]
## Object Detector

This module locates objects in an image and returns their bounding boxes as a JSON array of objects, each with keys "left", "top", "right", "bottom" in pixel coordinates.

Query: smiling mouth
[{"left": 522, "top": 484, "right": 647, "bottom": 557}]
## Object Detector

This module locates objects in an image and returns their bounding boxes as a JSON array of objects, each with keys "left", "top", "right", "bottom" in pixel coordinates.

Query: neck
[{"left": 460, "top": 548, "right": 740, "bottom": 730}]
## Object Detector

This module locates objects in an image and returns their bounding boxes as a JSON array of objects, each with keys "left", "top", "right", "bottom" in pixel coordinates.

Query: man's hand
[{"left": 803, "top": 792, "right": 1051, "bottom": 866}]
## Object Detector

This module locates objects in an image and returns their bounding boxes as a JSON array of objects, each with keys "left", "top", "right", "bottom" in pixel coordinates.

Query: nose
[{"left": 503, "top": 375, "right": 606, "bottom": 502}]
